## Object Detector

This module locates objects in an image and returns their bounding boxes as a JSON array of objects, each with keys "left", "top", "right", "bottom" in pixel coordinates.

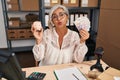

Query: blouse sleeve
[
  {"left": 32, "top": 29, "right": 49, "bottom": 62},
  {"left": 73, "top": 32, "right": 88, "bottom": 63},
  {"left": 32, "top": 42, "right": 45, "bottom": 61}
]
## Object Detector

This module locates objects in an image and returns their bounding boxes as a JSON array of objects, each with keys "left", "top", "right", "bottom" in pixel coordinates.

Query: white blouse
[{"left": 32, "top": 28, "right": 88, "bottom": 66}]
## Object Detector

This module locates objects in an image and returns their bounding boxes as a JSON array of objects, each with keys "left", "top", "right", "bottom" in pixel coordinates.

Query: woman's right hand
[{"left": 31, "top": 21, "right": 43, "bottom": 44}]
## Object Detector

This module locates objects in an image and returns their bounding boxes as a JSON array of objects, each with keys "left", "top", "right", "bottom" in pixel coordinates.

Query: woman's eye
[
  {"left": 52, "top": 15, "right": 57, "bottom": 19},
  {"left": 59, "top": 13, "right": 64, "bottom": 17}
]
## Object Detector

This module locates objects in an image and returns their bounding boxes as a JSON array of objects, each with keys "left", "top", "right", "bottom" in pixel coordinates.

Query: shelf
[
  {"left": 68, "top": 7, "right": 100, "bottom": 10},
  {"left": 10, "top": 46, "right": 33, "bottom": 52},
  {"left": 6, "top": 10, "right": 39, "bottom": 13},
  {"left": 44, "top": 7, "right": 100, "bottom": 14},
  {"left": 8, "top": 38, "right": 34, "bottom": 41},
  {"left": 45, "top": 5, "right": 100, "bottom": 9},
  {"left": 8, "top": 27, "right": 31, "bottom": 29},
  {"left": 1, "top": 0, "right": 100, "bottom": 53}
]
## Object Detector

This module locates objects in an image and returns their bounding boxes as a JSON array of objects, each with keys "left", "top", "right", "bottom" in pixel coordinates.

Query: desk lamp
[{"left": 90, "top": 47, "right": 104, "bottom": 72}]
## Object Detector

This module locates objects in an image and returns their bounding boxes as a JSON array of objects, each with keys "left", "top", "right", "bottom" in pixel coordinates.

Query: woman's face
[{"left": 52, "top": 8, "right": 68, "bottom": 29}]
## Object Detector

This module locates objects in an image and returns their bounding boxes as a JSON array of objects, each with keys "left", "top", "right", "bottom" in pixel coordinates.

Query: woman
[{"left": 31, "top": 5, "right": 89, "bottom": 66}]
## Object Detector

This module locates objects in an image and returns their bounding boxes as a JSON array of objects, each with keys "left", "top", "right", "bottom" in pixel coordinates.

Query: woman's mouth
[{"left": 57, "top": 22, "right": 62, "bottom": 25}]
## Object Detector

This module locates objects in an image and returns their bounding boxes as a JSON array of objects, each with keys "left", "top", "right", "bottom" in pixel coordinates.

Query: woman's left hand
[{"left": 79, "top": 29, "right": 90, "bottom": 43}]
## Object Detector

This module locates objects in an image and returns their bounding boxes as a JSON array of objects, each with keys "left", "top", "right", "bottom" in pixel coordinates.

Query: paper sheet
[
  {"left": 70, "top": 14, "right": 74, "bottom": 26},
  {"left": 45, "top": 15, "right": 49, "bottom": 26},
  {"left": 114, "top": 76, "right": 120, "bottom": 80},
  {"left": 54, "top": 67, "right": 87, "bottom": 80}
]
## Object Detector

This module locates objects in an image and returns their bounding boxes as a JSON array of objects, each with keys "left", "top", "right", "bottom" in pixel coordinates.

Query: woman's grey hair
[{"left": 48, "top": 4, "right": 69, "bottom": 29}]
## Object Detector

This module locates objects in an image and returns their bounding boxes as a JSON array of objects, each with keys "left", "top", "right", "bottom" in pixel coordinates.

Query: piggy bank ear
[
  {"left": 31, "top": 21, "right": 42, "bottom": 33},
  {"left": 33, "top": 21, "right": 42, "bottom": 26},
  {"left": 32, "top": 21, "right": 43, "bottom": 29}
]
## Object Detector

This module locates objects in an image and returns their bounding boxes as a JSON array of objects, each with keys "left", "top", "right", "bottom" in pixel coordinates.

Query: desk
[{"left": 23, "top": 60, "right": 108, "bottom": 80}]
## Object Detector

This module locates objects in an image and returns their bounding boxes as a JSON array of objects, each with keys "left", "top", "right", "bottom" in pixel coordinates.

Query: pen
[{"left": 72, "top": 73, "right": 79, "bottom": 80}]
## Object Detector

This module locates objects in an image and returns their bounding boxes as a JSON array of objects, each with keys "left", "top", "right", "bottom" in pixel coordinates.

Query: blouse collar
[{"left": 52, "top": 27, "right": 70, "bottom": 39}]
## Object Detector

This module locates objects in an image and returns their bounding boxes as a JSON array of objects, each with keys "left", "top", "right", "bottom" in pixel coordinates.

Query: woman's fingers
[
  {"left": 33, "top": 28, "right": 43, "bottom": 38},
  {"left": 79, "top": 29, "right": 90, "bottom": 40}
]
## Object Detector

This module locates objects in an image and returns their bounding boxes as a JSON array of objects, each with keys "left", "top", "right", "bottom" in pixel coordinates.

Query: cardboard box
[
  {"left": 26, "top": 29, "right": 34, "bottom": 39},
  {"left": 9, "top": 17, "right": 20, "bottom": 27},
  {"left": 6, "top": 0, "right": 18, "bottom": 4},
  {"left": 62, "top": 0, "right": 79, "bottom": 7},
  {"left": 17, "top": 29, "right": 27, "bottom": 39},
  {"left": 97, "top": 67, "right": 120, "bottom": 80},
  {"left": 45, "top": 0, "right": 51, "bottom": 7},
  {"left": 81, "top": 0, "right": 98, "bottom": 7},
  {"left": 20, "top": 0, "right": 39, "bottom": 11},
  {"left": 7, "top": 3, "right": 19, "bottom": 11},
  {"left": 7, "top": 30, "right": 18, "bottom": 40},
  {"left": 51, "top": 0, "right": 61, "bottom": 6},
  {"left": 20, "top": 21, "right": 32, "bottom": 28},
  {"left": 96, "top": 9, "right": 120, "bottom": 69},
  {"left": 45, "top": 0, "right": 61, "bottom": 7},
  {"left": 101, "top": 0, "right": 120, "bottom": 9},
  {"left": 7, "top": 29, "right": 33, "bottom": 40}
]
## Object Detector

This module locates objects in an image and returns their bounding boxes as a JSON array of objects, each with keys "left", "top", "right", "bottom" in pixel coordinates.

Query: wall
[
  {"left": 96, "top": 0, "right": 120, "bottom": 69},
  {"left": 0, "top": 1, "right": 7, "bottom": 48}
]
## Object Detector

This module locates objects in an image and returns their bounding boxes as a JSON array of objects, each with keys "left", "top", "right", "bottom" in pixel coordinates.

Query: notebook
[{"left": 54, "top": 67, "right": 87, "bottom": 80}]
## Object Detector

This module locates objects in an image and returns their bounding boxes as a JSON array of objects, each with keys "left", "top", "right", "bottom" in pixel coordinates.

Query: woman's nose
[{"left": 57, "top": 16, "right": 61, "bottom": 21}]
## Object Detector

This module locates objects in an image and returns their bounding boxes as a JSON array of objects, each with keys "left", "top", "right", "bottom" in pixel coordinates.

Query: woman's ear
[{"left": 66, "top": 16, "right": 69, "bottom": 23}]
